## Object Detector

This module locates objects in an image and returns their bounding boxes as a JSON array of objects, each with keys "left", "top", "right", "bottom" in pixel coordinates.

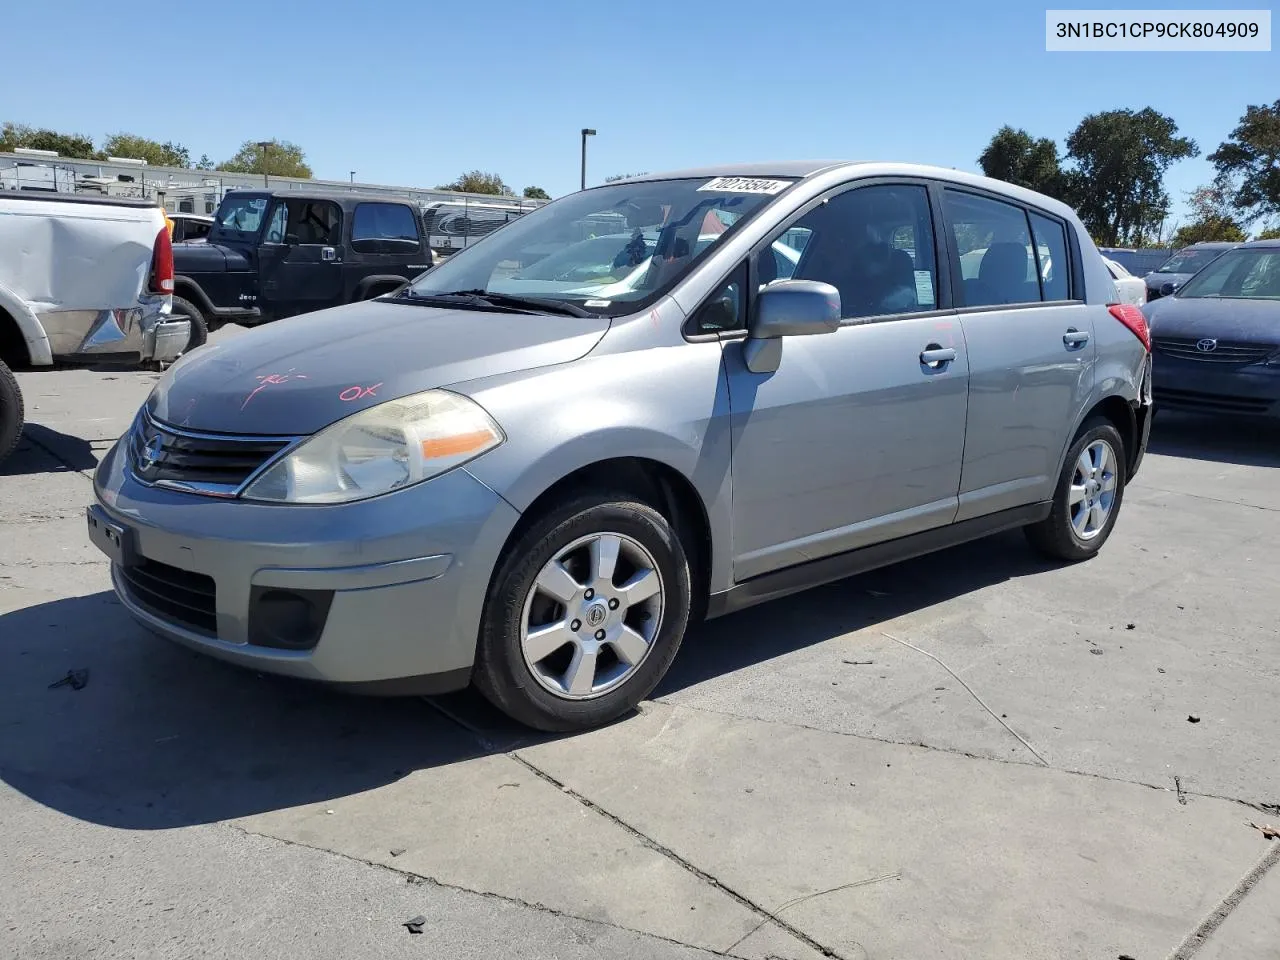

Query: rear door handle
[
  {"left": 1063, "top": 328, "right": 1090, "bottom": 348},
  {"left": 920, "top": 345, "right": 957, "bottom": 368}
]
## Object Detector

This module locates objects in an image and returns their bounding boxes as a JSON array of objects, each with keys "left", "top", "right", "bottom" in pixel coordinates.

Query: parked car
[
  {"left": 88, "top": 161, "right": 1152, "bottom": 731},
  {"left": 1103, "top": 257, "right": 1147, "bottom": 306},
  {"left": 170, "top": 213, "right": 215, "bottom": 243},
  {"left": 0, "top": 192, "right": 187, "bottom": 464},
  {"left": 1144, "top": 241, "right": 1238, "bottom": 301},
  {"left": 1143, "top": 239, "right": 1280, "bottom": 418},
  {"left": 168, "top": 190, "right": 435, "bottom": 353}
]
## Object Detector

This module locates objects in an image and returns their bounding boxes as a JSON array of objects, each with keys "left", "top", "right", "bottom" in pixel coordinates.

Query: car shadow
[
  {"left": 0, "top": 423, "right": 99, "bottom": 475},
  {"left": 0, "top": 529, "right": 1051, "bottom": 831},
  {"left": 1148, "top": 411, "right": 1280, "bottom": 468}
]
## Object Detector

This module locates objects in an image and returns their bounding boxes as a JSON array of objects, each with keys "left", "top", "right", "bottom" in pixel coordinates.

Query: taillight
[
  {"left": 149, "top": 224, "right": 174, "bottom": 295},
  {"left": 1109, "top": 304, "right": 1150, "bottom": 352}
]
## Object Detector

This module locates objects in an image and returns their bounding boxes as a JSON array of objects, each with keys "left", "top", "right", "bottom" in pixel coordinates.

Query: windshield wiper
[{"left": 435, "top": 289, "right": 595, "bottom": 318}]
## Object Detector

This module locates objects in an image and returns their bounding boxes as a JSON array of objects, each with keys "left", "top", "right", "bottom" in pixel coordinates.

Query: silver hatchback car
[{"left": 89, "top": 162, "right": 1153, "bottom": 731}]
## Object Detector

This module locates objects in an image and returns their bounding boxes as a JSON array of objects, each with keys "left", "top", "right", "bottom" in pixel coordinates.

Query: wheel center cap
[{"left": 585, "top": 603, "right": 608, "bottom": 628}]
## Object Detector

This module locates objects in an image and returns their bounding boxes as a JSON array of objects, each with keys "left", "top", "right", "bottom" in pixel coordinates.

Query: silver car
[{"left": 89, "top": 162, "right": 1153, "bottom": 731}]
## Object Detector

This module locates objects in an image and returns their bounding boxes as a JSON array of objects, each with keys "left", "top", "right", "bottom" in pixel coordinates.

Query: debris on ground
[
  {"left": 1090, "top": 648, "right": 1104, "bottom": 655},
  {"left": 1175, "top": 776, "right": 1187, "bottom": 805},
  {"left": 403, "top": 915, "right": 427, "bottom": 934},
  {"left": 1157, "top": 668, "right": 1166, "bottom": 674},
  {"left": 1119, "top": 954, "right": 1137, "bottom": 959},
  {"left": 48, "top": 669, "right": 89, "bottom": 691},
  {"left": 1187, "top": 715, "right": 1201, "bottom": 724},
  {"left": 842, "top": 660, "right": 874, "bottom": 665},
  {"left": 390, "top": 848, "right": 406, "bottom": 857},
  {"left": 1247, "top": 821, "right": 1280, "bottom": 840},
  {"left": 1125, "top": 623, "right": 1136, "bottom": 630}
]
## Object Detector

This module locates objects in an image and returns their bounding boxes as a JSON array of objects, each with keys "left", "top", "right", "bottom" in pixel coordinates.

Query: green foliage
[
  {"left": 101, "top": 133, "right": 190, "bottom": 167},
  {"left": 437, "top": 170, "right": 511, "bottom": 195},
  {"left": 216, "top": 139, "right": 313, "bottom": 178},
  {"left": 0, "top": 122, "right": 96, "bottom": 159},
  {"left": 1254, "top": 225, "right": 1280, "bottom": 241},
  {"left": 978, "top": 126, "right": 1068, "bottom": 198},
  {"left": 1170, "top": 184, "right": 1248, "bottom": 247},
  {"left": 1065, "top": 108, "right": 1198, "bottom": 247},
  {"left": 1209, "top": 100, "right": 1280, "bottom": 222},
  {"left": 522, "top": 185, "right": 551, "bottom": 200}
]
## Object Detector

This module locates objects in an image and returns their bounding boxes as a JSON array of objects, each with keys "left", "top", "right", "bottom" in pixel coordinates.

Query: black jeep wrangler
[{"left": 171, "top": 190, "right": 434, "bottom": 349}]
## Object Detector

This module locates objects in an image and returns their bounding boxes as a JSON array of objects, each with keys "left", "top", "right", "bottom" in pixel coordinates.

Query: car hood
[
  {"left": 173, "top": 240, "right": 250, "bottom": 273},
  {"left": 1144, "top": 295, "right": 1280, "bottom": 343},
  {"left": 147, "top": 300, "right": 610, "bottom": 435}
]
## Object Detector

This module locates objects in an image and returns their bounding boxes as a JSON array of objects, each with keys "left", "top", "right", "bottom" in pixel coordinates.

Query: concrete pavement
[{"left": 2, "top": 335, "right": 1278, "bottom": 958}]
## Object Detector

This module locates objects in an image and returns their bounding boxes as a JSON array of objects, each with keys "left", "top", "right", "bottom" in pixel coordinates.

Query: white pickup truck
[{"left": 0, "top": 193, "right": 190, "bottom": 463}]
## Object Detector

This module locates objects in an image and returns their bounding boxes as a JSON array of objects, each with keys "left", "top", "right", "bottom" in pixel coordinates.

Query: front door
[
  {"left": 258, "top": 198, "right": 345, "bottom": 319},
  {"left": 343, "top": 201, "right": 429, "bottom": 298},
  {"left": 724, "top": 181, "right": 969, "bottom": 582},
  {"left": 939, "top": 189, "right": 1097, "bottom": 520}
]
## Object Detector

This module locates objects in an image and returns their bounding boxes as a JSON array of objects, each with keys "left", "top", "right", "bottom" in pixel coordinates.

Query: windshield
[
  {"left": 1156, "top": 246, "right": 1229, "bottom": 274},
  {"left": 214, "top": 196, "right": 268, "bottom": 237},
  {"left": 405, "top": 177, "right": 793, "bottom": 315},
  {"left": 1177, "top": 249, "right": 1280, "bottom": 300}
]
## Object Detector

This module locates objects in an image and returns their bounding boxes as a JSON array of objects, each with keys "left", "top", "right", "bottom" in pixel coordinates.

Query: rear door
[
  {"left": 257, "top": 198, "right": 345, "bottom": 318},
  {"left": 344, "top": 201, "right": 430, "bottom": 298},
  {"left": 942, "top": 188, "right": 1095, "bottom": 520},
  {"left": 723, "top": 180, "right": 970, "bottom": 580}
]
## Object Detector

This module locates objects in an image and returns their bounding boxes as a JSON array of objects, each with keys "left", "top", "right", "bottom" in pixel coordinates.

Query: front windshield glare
[
  {"left": 406, "top": 177, "right": 792, "bottom": 313},
  {"left": 216, "top": 196, "right": 267, "bottom": 234},
  {"left": 1158, "top": 247, "right": 1224, "bottom": 273},
  {"left": 1178, "top": 249, "right": 1280, "bottom": 300}
]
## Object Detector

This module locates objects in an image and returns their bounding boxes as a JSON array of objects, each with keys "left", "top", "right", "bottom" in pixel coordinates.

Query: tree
[
  {"left": 0, "top": 122, "right": 96, "bottom": 159},
  {"left": 437, "top": 170, "right": 511, "bottom": 195},
  {"left": 1255, "top": 225, "right": 1280, "bottom": 240},
  {"left": 1169, "top": 183, "right": 1248, "bottom": 247},
  {"left": 523, "top": 185, "right": 550, "bottom": 200},
  {"left": 1208, "top": 100, "right": 1280, "bottom": 223},
  {"left": 195, "top": 154, "right": 214, "bottom": 170},
  {"left": 605, "top": 172, "right": 648, "bottom": 182},
  {"left": 1064, "top": 108, "right": 1197, "bottom": 247},
  {"left": 978, "top": 126, "right": 1067, "bottom": 198},
  {"left": 101, "top": 133, "right": 190, "bottom": 167},
  {"left": 216, "top": 139, "right": 313, "bottom": 178}
]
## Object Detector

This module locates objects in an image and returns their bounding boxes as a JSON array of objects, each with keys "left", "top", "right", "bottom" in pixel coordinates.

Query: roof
[
  {"left": 608, "top": 161, "right": 850, "bottom": 184},
  {"left": 1240, "top": 238, "right": 1280, "bottom": 249},
  {"left": 1183, "top": 241, "right": 1240, "bottom": 249},
  {"left": 221, "top": 188, "right": 425, "bottom": 205}
]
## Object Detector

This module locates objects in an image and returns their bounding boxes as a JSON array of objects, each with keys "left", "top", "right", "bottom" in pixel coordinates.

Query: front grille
[
  {"left": 1155, "top": 387, "right": 1274, "bottom": 415},
  {"left": 1153, "top": 337, "right": 1276, "bottom": 365},
  {"left": 130, "top": 412, "right": 293, "bottom": 491},
  {"left": 119, "top": 558, "right": 217, "bottom": 635}
]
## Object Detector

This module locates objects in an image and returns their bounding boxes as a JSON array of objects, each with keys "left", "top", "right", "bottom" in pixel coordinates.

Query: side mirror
[
  {"left": 743, "top": 280, "right": 840, "bottom": 374},
  {"left": 1160, "top": 281, "right": 1177, "bottom": 297}
]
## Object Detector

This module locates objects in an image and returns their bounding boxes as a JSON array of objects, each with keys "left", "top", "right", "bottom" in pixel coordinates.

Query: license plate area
[{"left": 87, "top": 505, "right": 137, "bottom": 567}]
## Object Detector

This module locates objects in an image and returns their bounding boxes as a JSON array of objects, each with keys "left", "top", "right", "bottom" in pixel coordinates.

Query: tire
[
  {"left": 0, "top": 358, "right": 24, "bottom": 465},
  {"left": 170, "top": 296, "right": 209, "bottom": 353},
  {"left": 474, "top": 492, "right": 692, "bottom": 732},
  {"left": 1025, "top": 417, "right": 1126, "bottom": 562}
]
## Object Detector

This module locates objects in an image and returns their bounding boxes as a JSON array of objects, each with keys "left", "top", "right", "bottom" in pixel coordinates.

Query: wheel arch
[
  {"left": 1074, "top": 394, "right": 1140, "bottom": 478},
  {"left": 0, "top": 284, "right": 51, "bottom": 366},
  {"left": 172, "top": 277, "right": 215, "bottom": 317}
]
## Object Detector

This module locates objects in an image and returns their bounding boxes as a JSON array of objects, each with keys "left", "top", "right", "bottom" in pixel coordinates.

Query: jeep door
[
  {"left": 257, "top": 198, "right": 345, "bottom": 319},
  {"left": 343, "top": 201, "right": 431, "bottom": 300}
]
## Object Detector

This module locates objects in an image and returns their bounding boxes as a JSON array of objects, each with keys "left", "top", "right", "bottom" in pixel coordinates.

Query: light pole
[
  {"left": 580, "top": 128, "right": 596, "bottom": 191},
  {"left": 350, "top": 171, "right": 355, "bottom": 184},
  {"left": 255, "top": 141, "right": 272, "bottom": 188}
]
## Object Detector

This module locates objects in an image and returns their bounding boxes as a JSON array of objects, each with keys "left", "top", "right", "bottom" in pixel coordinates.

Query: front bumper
[
  {"left": 42, "top": 293, "right": 189, "bottom": 363},
  {"left": 1153, "top": 358, "right": 1280, "bottom": 418},
  {"left": 90, "top": 438, "right": 521, "bottom": 691}
]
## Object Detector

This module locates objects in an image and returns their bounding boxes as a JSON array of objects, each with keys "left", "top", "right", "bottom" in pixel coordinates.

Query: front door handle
[
  {"left": 1063, "top": 328, "right": 1090, "bottom": 348},
  {"left": 920, "top": 344, "right": 957, "bottom": 368}
]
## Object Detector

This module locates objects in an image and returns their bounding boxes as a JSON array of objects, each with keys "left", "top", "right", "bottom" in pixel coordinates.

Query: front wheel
[
  {"left": 1025, "top": 418, "right": 1126, "bottom": 562},
  {"left": 474, "top": 493, "right": 691, "bottom": 732},
  {"left": 0, "top": 358, "right": 23, "bottom": 464}
]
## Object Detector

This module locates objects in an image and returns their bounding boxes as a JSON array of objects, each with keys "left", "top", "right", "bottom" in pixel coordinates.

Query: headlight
[{"left": 241, "top": 389, "right": 503, "bottom": 504}]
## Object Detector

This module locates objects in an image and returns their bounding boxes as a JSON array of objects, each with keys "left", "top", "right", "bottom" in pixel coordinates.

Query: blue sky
[{"left": 6, "top": 0, "right": 1276, "bottom": 230}]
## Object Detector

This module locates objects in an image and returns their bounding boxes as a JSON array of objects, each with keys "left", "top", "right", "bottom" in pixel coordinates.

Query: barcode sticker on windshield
[{"left": 698, "top": 177, "right": 791, "bottom": 195}]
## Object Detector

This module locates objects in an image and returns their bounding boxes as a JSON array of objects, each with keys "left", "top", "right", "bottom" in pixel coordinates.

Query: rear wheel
[
  {"left": 474, "top": 493, "right": 691, "bottom": 732},
  {"left": 170, "top": 296, "right": 208, "bottom": 353},
  {"left": 1025, "top": 418, "right": 1126, "bottom": 561},
  {"left": 0, "top": 358, "right": 24, "bottom": 465}
]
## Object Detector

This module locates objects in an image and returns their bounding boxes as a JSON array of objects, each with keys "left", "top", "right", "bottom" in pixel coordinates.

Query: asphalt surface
[{"left": 2, "top": 331, "right": 1278, "bottom": 959}]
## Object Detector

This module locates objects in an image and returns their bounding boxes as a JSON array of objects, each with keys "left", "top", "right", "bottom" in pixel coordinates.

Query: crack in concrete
[
  {"left": 1137, "top": 485, "right": 1280, "bottom": 515},
  {"left": 419, "top": 698, "right": 847, "bottom": 959},
  {"left": 1165, "top": 841, "right": 1280, "bottom": 959},
  {"left": 663, "top": 700, "right": 1280, "bottom": 818},
  {"left": 224, "top": 820, "right": 794, "bottom": 960}
]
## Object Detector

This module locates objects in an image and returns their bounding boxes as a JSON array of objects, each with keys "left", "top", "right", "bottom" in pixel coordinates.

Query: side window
[
  {"left": 1029, "top": 211, "right": 1071, "bottom": 301},
  {"left": 352, "top": 202, "right": 421, "bottom": 253},
  {"left": 285, "top": 200, "right": 342, "bottom": 246},
  {"left": 766, "top": 184, "right": 938, "bottom": 320},
  {"left": 944, "top": 190, "right": 1039, "bottom": 307},
  {"left": 692, "top": 262, "right": 747, "bottom": 334},
  {"left": 264, "top": 203, "right": 287, "bottom": 244}
]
